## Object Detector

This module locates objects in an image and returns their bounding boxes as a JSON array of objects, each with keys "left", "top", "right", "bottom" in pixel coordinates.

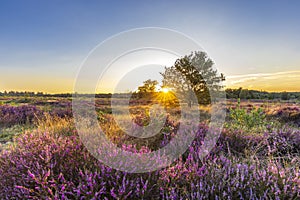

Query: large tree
[
  {"left": 136, "top": 79, "right": 158, "bottom": 98},
  {"left": 160, "top": 51, "right": 225, "bottom": 106}
]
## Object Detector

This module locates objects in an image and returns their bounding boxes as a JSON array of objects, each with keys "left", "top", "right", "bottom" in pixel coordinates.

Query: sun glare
[{"left": 161, "top": 87, "right": 170, "bottom": 93}]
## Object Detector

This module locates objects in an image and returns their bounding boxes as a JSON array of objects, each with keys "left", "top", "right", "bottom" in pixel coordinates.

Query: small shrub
[{"left": 227, "top": 99, "right": 267, "bottom": 132}]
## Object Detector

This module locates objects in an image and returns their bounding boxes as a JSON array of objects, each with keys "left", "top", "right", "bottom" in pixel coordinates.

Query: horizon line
[{"left": 1, "top": 88, "right": 300, "bottom": 95}]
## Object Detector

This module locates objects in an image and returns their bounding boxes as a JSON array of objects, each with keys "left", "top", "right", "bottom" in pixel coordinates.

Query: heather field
[
  {"left": 0, "top": 96, "right": 299, "bottom": 199},
  {"left": 3, "top": 0, "right": 300, "bottom": 199}
]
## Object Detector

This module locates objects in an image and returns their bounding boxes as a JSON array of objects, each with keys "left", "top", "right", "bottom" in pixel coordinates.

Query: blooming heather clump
[
  {"left": 0, "top": 128, "right": 161, "bottom": 199},
  {"left": 0, "top": 105, "right": 42, "bottom": 127},
  {"left": 267, "top": 105, "right": 300, "bottom": 127},
  {"left": 160, "top": 156, "right": 300, "bottom": 199},
  {"left": 49, "top": 101, "right": 73, "bottom": 118},
  {"left": 49, "top": 108, "right": 73, "bottom": 118}
]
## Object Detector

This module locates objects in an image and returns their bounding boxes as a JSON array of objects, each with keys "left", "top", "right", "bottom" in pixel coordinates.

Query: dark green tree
[
  {"left": 137, "top": 79, "right": 158, "bottom": 98},
  {"left": 160, "top": 51, "right": 225, "bottom": 106},
  {"left": 281, "top": 91, "right": 290, "bottom": 100}
]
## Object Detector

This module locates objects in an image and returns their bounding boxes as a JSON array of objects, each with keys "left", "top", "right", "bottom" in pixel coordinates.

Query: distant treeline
[
  {"left": 1, "top": 88, "right": 300, "bottom": 100},
  {"left": 0, "top": 91, "right": 111, "bottom": 98},
  {"left": 225, "top": 88, "right": 300, "bottom": 100}
]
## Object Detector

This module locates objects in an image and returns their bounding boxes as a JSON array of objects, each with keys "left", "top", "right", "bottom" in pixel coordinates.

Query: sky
[{"left": 0, "top": 0, "right": 300, "bottom": 93}]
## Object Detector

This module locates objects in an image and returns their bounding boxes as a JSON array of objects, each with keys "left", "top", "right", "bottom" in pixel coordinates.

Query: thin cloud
[
  {"left": 227, "top": 70, "right": 300, "bottom": 79},
  {"left": 225, "top": 70, "right": 300, "bottom": 92}
]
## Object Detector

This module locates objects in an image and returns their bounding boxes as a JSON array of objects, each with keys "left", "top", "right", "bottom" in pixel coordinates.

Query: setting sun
[{"left": 161, "top": 87, "right": 170, "bottom": 93}]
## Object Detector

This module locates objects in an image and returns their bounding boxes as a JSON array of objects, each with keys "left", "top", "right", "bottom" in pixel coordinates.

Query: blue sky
[{"left": 0, "top": 0, "right": 300, "bottom": 92}]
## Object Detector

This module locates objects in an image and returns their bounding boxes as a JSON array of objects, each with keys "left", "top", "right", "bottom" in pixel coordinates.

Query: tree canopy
[
  {"left": 136, "top": 79, "right": 158, "bottom": 98},
  {"left": 160, "top": 51, "right": 225, "bottom": 106}
]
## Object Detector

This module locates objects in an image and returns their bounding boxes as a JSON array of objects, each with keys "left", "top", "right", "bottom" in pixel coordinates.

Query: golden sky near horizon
[
  {"left": 225, "top": 70, "right": 300, "bottom": 92},
  {"left": 1, "top": 70, "right": 300, "bottom": 93}
]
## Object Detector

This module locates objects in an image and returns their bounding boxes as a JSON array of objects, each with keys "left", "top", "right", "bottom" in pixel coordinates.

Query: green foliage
[
  {"left": 227, "top": 99, "right": 267, "bottom": 131},
  {"left": 0, "top": 125, "right": 32, "bottom": 144},
  {"left": 281, "top": 91, "right": 290, "bottom": 100},
  {"left": 225, "top": 88, "right": 300, "bottom": 100},
  {"left": 136, "top": 79, "right": 158, "bottom": 98},
  {"left": 160, "top": 51, "right": 225, "bottom": 106}
]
